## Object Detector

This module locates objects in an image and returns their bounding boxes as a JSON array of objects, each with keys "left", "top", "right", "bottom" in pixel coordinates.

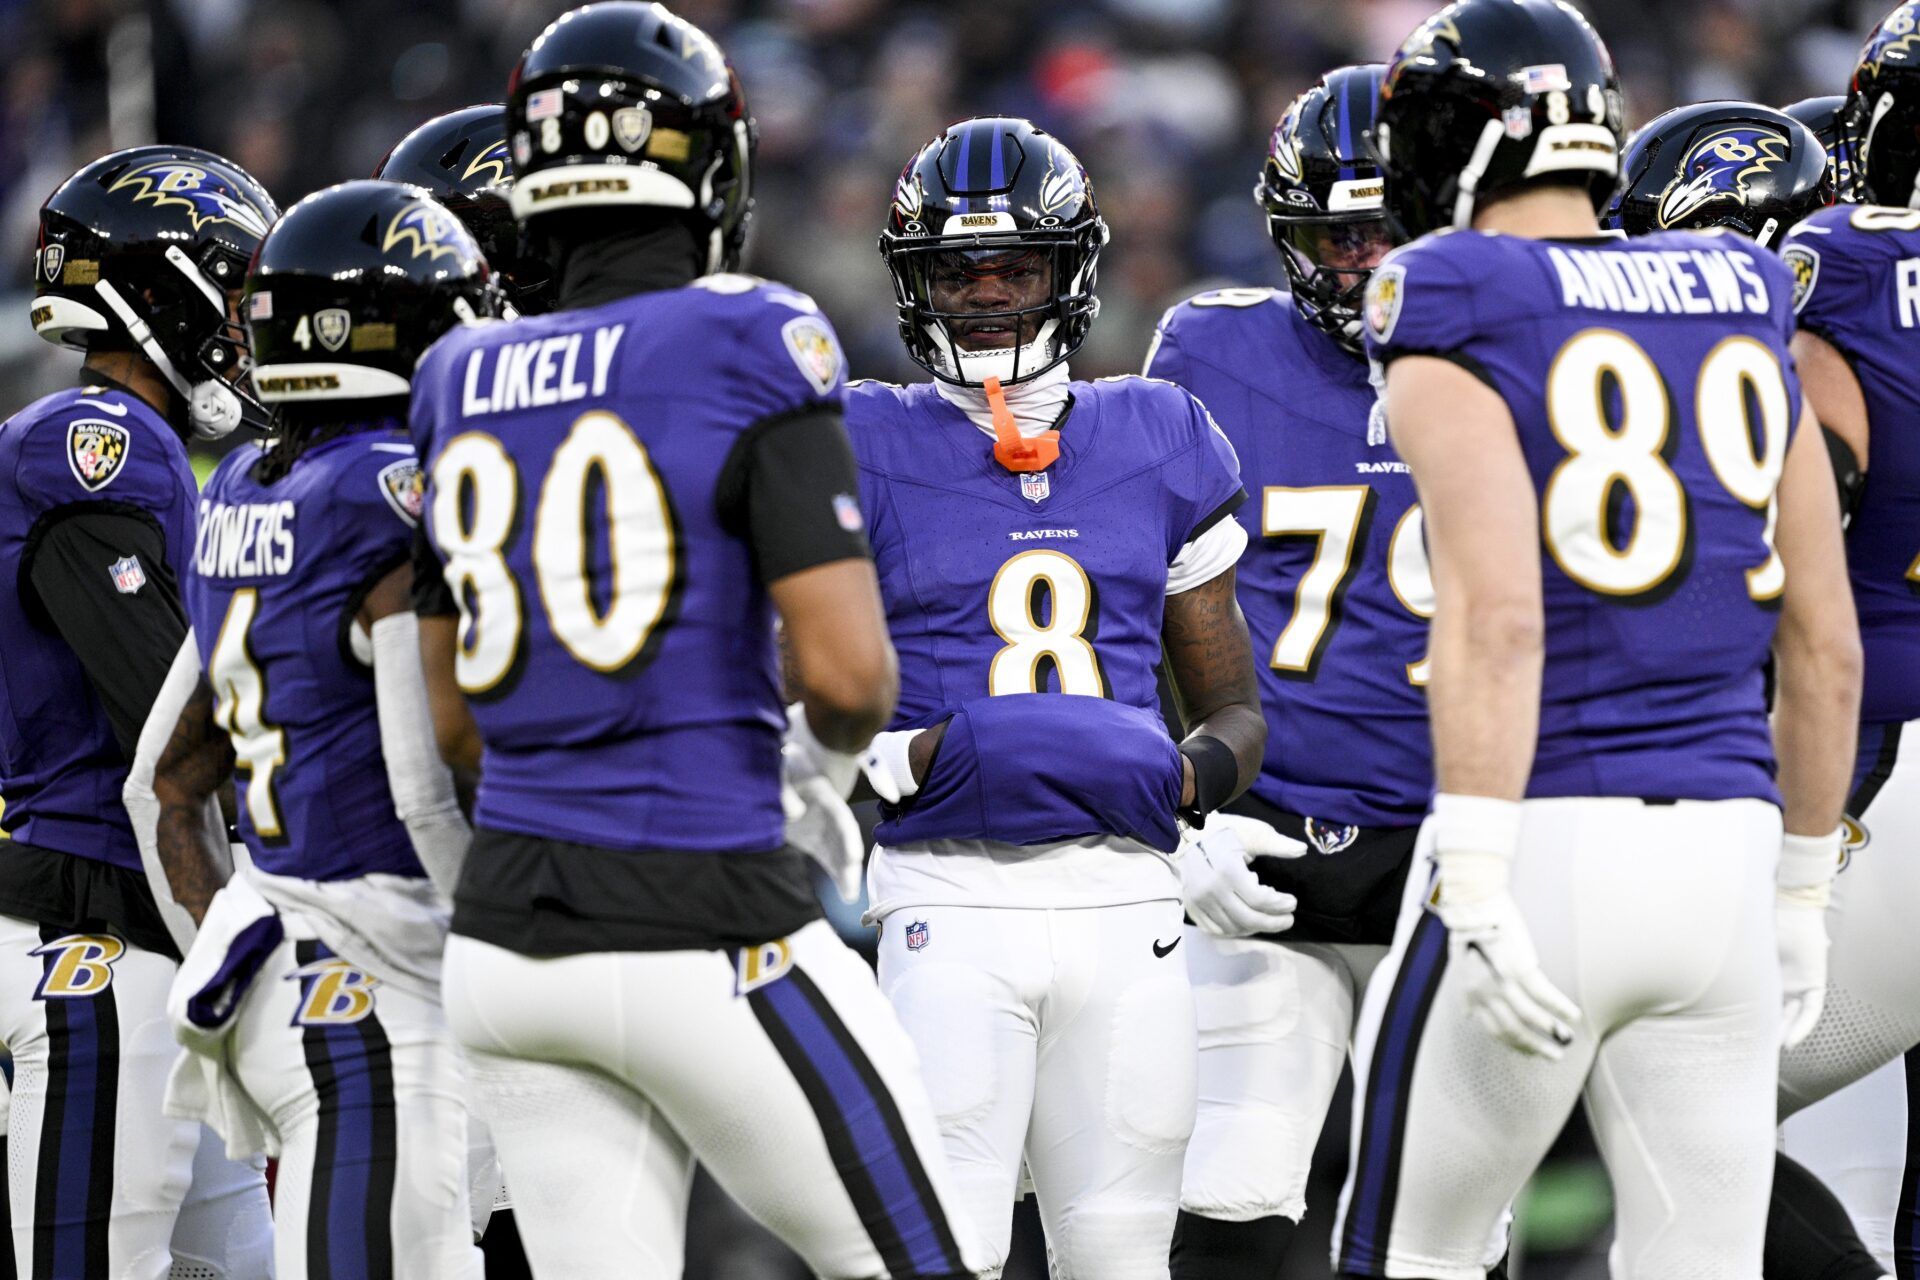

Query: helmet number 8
[
  {"left": 987, "top": 549, "right": 1107, "bottom": 697},
  {"left": 1544, "top": 327, "right": 1788, "bottom": 601}
]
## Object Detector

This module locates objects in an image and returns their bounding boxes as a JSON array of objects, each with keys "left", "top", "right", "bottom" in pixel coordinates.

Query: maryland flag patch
[
  {"left": 377, "top": 458, "right": 424, "bottom": 526},
  {"left": 782, "top": 316, "right": 843, "bottom": 396},
  {"left": 1781, "top": 243, "right": 1820, "bottom": 315},
  {"left": 1365, "top": 262, "right": 1406, "bottom": 343},
  {"left": 67, "top": 419, "right": 130, "bottom": 492}
]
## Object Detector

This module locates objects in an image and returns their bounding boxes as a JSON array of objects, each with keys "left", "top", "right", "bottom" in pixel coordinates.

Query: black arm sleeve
[
  {"left": 715, "top": 406, "right": 873, "bottom": 583},
  {"left": 25, "top": 509, "right": 188, "bottom": 760},
  {"left": 1822, "top": 426, "right": 1867, "bottom": 528},
  {"left": 411, "top": 525, "right": 458, "bottom": 618}
]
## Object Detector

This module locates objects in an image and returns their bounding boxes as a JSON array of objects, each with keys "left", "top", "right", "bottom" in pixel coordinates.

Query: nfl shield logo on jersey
[
  {"left": 109, "top": 555, "right": 146, "bottom": 595},
  {"left": 905, "top": 920, "right": 930, "bottom": 951},
  {"left": 1020, "top": 470, "right": 1051, "bottom": 503}
]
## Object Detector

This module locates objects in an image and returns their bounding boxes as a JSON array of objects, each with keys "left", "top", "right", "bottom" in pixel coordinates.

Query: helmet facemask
[
  {"left": 885, "top": 230, "right": 1101, "bottom": 388},
  {"left": 1851, "top": 87, "right": 1920, "bottom": 208},
  {"left": 1270, "top": 213, "right": 1396, "bottom": 354}
]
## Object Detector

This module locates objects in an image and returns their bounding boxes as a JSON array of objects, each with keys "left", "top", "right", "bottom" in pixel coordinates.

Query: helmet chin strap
[
  {"left": 1451, "top": 119, "right": 1509, "bottom": 229},
  {"left": 91, "top": 280, "right": 245, "bottom": 441},
  {"left": 1859, "top": 93, "right": 1912, "bottom": 207}
]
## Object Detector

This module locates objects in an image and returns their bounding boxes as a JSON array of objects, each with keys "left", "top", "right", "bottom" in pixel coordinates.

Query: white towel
[{"left": 163, "top": 877, "right": 284, "bottom": 1160}]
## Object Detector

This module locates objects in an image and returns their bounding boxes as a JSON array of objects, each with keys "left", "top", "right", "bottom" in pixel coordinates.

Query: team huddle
[{"left": 0, "top": 0, "right": 1915, "bottom": 1276}]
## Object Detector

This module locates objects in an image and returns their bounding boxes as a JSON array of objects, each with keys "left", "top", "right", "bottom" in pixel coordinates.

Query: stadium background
[{"left": 0, "top": 0, "right": 1886, "bottom": 1273}]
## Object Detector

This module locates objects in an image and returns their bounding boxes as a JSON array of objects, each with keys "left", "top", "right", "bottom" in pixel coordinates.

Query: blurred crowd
[{"left": 0, "top": 0, "right": 1892, "bottom": 408}]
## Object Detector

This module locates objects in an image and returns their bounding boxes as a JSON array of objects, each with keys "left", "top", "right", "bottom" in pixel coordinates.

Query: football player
[
  {"left": 1333, "top": 3, "right": 1862, "bottom": 1277},
  {"left": 0, "top": 147, "right": 276, "bottom": 1277},
  {"left": 408, "top": 5, "right": 984, "bottom": 1277},
  {"left": 849, "top": 116, "right": 1269, "bottom": 1278},
  {"left": 374, "top": 105, "right": 553, "bottom": 315},
  {"left": 126, "top": 180, "right": 501, "bottom": 1279},
  {"left": 1761, "top": 7, "right": 1920, "bottom": 1274},
  {"left": 1601, "top": 102, "right": 1891, "bottom": 1276},
  {"left": 1143, "top": 66, "right": 1455, "bottom": 1279},
  {"left": 1607, "top": 100, "right": 1833, "bottom": 245}
]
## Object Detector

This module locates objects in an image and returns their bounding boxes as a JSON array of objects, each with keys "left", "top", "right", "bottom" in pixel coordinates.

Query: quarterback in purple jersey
[
  {"left": 409, "top": 6, "right": 984, "bottom": 1277},
  {"left": 1145, "top": 66, "right": 1459, "bottom": 1280},
  {"left": 1762, "top": 7, "right": 1920, "bottom": 1274},
  {"left": 1332, "top": 3, "right": 1861, "bottom": 1277},
  {"left": 0, "top": 146, "right": 276, "bottom": 1278},
  {"left": 848, "top": 117, "right": 1270, "bottom": 1278},
  {"left": 131, "top": 181, "right": 502, "bottom": 1280}
]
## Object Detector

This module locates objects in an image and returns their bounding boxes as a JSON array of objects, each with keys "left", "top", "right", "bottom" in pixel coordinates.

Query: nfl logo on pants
[{"left": 905, "top": 920, "right": 929, "bottom": 951}]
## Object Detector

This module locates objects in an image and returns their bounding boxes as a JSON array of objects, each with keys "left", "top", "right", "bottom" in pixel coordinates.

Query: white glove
[
  {"left": 1777, "top": 828, "right": 1841, "bottom": 1051},
  {"left": 781, "top": 770, "right": 865, "bottom": 904},
  {"left": 780, "top": 704, "right": 867, "bottom": 903},
  {"left": 1430, "top": 795, "right": 1580, "bottom": 1060},
  {"left": 1176, "top": 819, "right": 1299, "bottom": 937},
  {"left": 782, "top": 703, "right": 861, "bottom": 798},
  {"left": 861, "top": 729, "right": 922, "bottom": 804}
]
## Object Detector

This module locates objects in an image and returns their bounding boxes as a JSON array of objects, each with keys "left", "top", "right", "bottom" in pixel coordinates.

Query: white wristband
[
  {"left": 862, "top": 729, "right": 921, "bottom": 802},
  {"left": 1431, "top": 793, "right": 1523, "bottom": 859},
  {"left": 1778, "top": 827, "right": 1843, "bottom": 908}
]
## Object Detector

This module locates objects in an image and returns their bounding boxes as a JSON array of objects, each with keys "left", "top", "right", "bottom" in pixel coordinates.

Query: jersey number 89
[
  {"left": 431, "top": 411, "right": 682, "bottom": 694},
  {"left": 1544, "top": 328, "right": 1788, "bottom": 601}
]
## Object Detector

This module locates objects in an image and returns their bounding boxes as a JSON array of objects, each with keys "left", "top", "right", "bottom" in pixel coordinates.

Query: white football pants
[
  {"left": 225, "top": 931, "right": 482, "bottom": 1280},
  {"left": 0, "top": 912, "right": 272, "bottom": 1279},
  {"left": 876, "top": 900, "right": 1196, "bottom": 1279},
  {"left": 1179, "top": 933, "right": 1382, "bottom": 1224},
  {"left": 443, "top": 918, "right": 984, "bottom": 1280},
  {"left": 1779, "top": 717, "right": 1920, "bottom": 1272},
  {"left": 1334, "top": 797, "right": 1783, "bottom": 1280}
]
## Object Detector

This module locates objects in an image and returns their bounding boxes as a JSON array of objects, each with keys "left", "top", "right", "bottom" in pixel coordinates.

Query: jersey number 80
[{"left": 431, "top": 411, "right": 682, "bottom": 694}]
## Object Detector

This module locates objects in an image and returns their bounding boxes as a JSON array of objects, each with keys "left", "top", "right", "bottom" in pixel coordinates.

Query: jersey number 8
[{"left": 431, "top": 411, "right": 682, "bottom": 694}]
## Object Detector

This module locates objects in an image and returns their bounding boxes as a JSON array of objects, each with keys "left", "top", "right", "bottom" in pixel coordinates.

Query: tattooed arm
[
  {"left": 151, "top": 672, "right": 238, "bottom": 927},
  {"left": 1162, "top": 566, "right": 1266, "bottom": 810}
]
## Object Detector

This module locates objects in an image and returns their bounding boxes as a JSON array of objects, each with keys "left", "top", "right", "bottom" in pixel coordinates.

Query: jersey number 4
[
  {"left": 431, "top": 411, "right": 682, "bottom": 694},
  {"left": 209, "top": 588, "right": 287, "bottom": 841}
]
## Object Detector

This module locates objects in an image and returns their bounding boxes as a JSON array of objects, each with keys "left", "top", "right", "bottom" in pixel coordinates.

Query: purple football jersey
[
  {"left": 410, "top": 277, "right": 846, "bottom": 853},
  {"left": 1366, "top": 230, "right": 1803, "bottom": 804},
  {"left": 1148, "top": 289, "right": 1432, "bottom": 828},
  {"left": 0, "top": 386, "right": 196, "bottom": 870},
  {"left": 843, "top": 375, "right": 1243, "bottom": 843},
  {"left": 185, "top": 428, "right": 422, "bottom": 881},
  {"left": 1781, "top": 206, "right": 1920, "bottom": 726}
]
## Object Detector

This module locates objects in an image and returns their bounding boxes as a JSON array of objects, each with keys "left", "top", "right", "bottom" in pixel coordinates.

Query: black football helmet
[
  {"left": 34, "top": 145, "right": 279, "bottom": 439},
  {"left": 243, "top": 181, "right": 500, "bottom": 410},
  {"left": 878, "top": 117, "right": 1108, "bottom": 387},
  {"left": 376, "top": 105, "right": 553, "bottom": 314},
  {"left": 1256, "top": 64, "right": 1396, "bottom": 354},
  {"left": 505, "top": 1, "right": 754, "bottom": 273},
  {"left": 1845, "top": 2, "right": 1920, "bottom": 207},
  {"left": 1607, "top": 102, "right": 1831, "bottom": 245},
  {"left": 1783, "top": 96, "right": 1860, "bottom": 202},
  {"left": 1374, "top": 0, "right": 1624, "bottom": 239}
]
